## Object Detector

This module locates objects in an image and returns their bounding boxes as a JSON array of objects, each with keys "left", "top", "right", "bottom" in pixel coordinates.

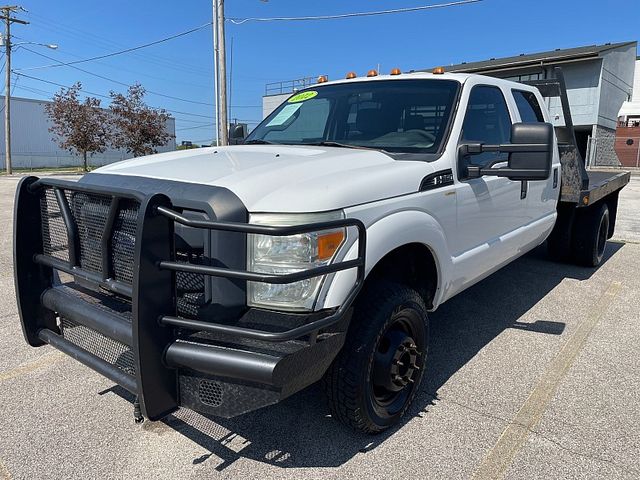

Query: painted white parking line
[{"left": 472, "top": 281, "right": 622, "bottom": 480}]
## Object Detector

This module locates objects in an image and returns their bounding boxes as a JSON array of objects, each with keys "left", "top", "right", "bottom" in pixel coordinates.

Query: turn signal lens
[
  {"left": 390, "top": 68, "right": 402, "bottom": 75},
  {"left": 432, "top": 66, "right": 445, "bottom": 74},
  {"left": 345, "top": 71, "right": 357, "bottom": 79},
  {"left": 317, "top": 230, "right": 346, "bottom": 261},
  {"left": 317, "top": 75, "right": 328, "bottom": 83},
  {"left": 367, "top": 69, "right": 378, "bottom": 77}
]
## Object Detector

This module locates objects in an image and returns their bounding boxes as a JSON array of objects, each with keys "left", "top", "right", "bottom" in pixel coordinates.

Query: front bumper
[{"left": 14, "top": 176, "right": 365, "bottom": 419}]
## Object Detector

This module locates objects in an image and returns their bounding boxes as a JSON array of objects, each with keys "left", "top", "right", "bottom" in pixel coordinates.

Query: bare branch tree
[
  {"left": 44, "top": 82, "right": 110, "bottom": 172},
  {"left": 109, "top": 84, "right": 174, "bottom": 157}
]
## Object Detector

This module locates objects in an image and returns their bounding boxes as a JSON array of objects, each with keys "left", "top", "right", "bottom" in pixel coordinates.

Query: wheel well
[{"left": 365, "top": 243, "right": 438, "bottom": 309}]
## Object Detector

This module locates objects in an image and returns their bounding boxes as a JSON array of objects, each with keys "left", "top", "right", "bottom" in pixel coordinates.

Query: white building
[{"left": 0, "top": 95, "right": 176, "bottom": 170}]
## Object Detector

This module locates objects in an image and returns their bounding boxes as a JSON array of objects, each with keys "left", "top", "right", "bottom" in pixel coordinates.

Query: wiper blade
[
  {"left": 302, "top": 141, "right": 388, "bottom": 153},
  {"left": 301, "top": 141, "right": 364, "bottom": 149},
  {"left": 244, "top": 139, "right": 275, "bottom": 145}
]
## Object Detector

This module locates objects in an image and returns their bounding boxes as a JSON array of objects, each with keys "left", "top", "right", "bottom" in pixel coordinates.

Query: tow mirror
[
  {"left": 229, "top": 124, "right": 247, "bottom": 144},
  {"left": 459, "top": 123, "right": 554, "bottom": 181}
]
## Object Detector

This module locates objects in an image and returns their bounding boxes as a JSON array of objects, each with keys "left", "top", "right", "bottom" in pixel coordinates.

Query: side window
[
  {"left": 513, "top": 90, "right": 545, "bottom": 123},
  {"left": 461, "top": 86, "right": 512, "bottom": 168}
]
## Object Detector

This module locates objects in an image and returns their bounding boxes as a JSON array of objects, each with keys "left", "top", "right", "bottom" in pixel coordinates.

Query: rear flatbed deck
[{"left": 582, "top": 170, "right": 631, "bottom": 206}]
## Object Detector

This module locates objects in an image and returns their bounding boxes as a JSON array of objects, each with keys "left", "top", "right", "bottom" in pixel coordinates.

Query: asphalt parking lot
[{"left": 1, "top": 173, "right": 639, "bottom": 480}]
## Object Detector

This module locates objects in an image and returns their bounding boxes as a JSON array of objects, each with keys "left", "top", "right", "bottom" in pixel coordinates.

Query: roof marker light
[
  {"left": 432, "top": 66, "right": 445, "bottom": 74},
  {"left": 367, "top": 69, "right": 378, "bottom": 77},
  {"left": 317, "top": 75, "right": 328, "bottom": 83},
  {"left": 390, "top": 68, "right": 402, "bottom": 75},
  {"left": 345, "top": 71, "right": 357, "bottom": 79}
]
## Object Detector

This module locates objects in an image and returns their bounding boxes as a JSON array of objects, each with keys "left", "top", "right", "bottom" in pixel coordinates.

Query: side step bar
[{"left": 38, "top": 328, "right": 137, "bottom": 394}]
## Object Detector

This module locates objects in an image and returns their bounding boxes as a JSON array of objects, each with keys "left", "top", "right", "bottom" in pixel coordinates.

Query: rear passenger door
[{"left": 511, "top": 89, "right": 559, "bottom": 226}]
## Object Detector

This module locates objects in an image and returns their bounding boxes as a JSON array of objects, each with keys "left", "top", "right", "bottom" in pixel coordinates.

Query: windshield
[{"left": 247, "top": 79, "right": 460, "bottom": 154}]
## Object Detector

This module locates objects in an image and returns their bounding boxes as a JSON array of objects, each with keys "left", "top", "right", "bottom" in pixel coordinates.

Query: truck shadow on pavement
[{"left": 105, "top": 242, "right": 623, "bottom": 470}]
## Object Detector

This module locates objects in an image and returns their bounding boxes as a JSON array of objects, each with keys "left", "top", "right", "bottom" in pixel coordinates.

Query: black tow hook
[{"left": 133, "top": 396, "right": 144, "bottom": 424}]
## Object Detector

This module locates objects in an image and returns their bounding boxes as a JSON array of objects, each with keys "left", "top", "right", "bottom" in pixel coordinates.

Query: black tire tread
[
  {"left": 322, "top": 281, "right": 427, "bottom": 433},
  {"left": 572, "top": 202, "right": 609, "bottom": 267}
]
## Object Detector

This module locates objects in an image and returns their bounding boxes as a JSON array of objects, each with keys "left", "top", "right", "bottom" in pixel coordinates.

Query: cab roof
[{"left": 304, "top": 71, "right": 536, "bottom": 92}]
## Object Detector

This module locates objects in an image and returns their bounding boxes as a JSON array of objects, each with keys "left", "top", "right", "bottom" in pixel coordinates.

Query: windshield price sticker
[
  {"left": 288, "top": 91, "right": 318, "bottom": 103},
  {"left": 266, "top": 103, "right": 302, "bottom": 127}
]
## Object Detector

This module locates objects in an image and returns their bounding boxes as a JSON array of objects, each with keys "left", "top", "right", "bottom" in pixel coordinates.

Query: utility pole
[
  {"left": 211, "top": 1, "right": 219, "bottom": 146},
  {"left": 0, "top": 5, "right": 28, "bottom": 175},
  {"left": 214, "top": 0, "right": 228, "bottom": 146}
]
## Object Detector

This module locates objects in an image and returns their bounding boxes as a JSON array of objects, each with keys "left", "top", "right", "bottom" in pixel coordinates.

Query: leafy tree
[
  {"left": 45, "top": 82, "right": 110, "bottom": 172},
  {"left": 109, "top": 84, "right": 174, "bottom": 157}
]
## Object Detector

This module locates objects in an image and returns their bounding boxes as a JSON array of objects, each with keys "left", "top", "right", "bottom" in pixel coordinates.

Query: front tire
[{"left": 323, "top": 281, "right": 428, "bottom": 433}]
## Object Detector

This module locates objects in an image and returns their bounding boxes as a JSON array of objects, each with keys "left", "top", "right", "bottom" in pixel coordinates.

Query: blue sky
[{"left": 12, "top": 0, "right": 640, "bottom": 144}]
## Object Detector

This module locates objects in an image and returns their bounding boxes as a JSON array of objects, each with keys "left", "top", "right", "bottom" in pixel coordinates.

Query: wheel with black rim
[
  {"left": 323, "top": 281, "right": 428, "bottom": 433},
  {"left": 572, "top": 202, "right": 610, "bottom": 267}
]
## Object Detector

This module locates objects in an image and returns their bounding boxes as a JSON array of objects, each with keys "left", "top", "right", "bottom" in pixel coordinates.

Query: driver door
[{"left": 453, "top": 84, "right": 525, "bottom": 284}]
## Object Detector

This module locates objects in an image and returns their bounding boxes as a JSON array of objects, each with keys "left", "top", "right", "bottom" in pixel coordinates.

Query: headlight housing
[{"left": 247, "top": 211, "right": 346, "bottom": 311}]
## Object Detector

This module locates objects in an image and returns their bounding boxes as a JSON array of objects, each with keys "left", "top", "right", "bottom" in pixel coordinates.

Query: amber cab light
[
  {"left": 317, "top": 75, "right": 328, "bottom": 83},
  {"left": 432, "top": 66, "right": 445, "bottom": 74},
  {"left": 390, "top": 68, "right": 402, "bottom": 75},
  {"left": 345, "top": 71, "right": 357, "bottom": 79},
  {"left": 367, "top": 69, "right": 378, "bottom": 77}
]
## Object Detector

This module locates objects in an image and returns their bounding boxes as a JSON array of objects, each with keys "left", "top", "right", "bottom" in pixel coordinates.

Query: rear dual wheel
[
  {"left": 323, "top": 281, "right": 428, "bottom": 433},
  {"left": 572, "top": 202, "right": 610, "bottom": 267}
]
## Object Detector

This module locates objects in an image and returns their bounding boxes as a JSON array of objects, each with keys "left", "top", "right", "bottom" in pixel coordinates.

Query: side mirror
[
  {"left": 459, "top": 122, "right": 554, "bottom": 181},
  {"left": 229, "top": 124, "right": 247, "bottom": 144}
]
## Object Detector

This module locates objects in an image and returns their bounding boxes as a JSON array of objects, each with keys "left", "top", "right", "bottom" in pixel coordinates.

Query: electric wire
[
  {"left": 13, "top": 72, "right": 216, "bottom": 120},
  {"left": 23, "top": 12, "right": 213, "bottom": 77},
  {"left": 20, "top": 46, "right": 216, "bottom": 106},
  {"left": 15, "top": 21, "right": 212, "bottom": 71},
  {"left": 228, "top": 0, "right": 483, "bottom": 24}
]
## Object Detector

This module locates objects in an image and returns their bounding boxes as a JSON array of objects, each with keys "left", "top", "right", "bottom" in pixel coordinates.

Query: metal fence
[{"left": 264, "top": 76, "right": 324, "bottom": 96}]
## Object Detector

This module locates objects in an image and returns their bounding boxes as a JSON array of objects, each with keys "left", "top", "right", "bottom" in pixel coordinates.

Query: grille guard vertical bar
[
  {"left": 14, "top": 176, "right": 58, "bottom": 346},
  {"left": 53, "top": 187, "right": 80, "bottom": 268},
  {"left": 132, "top": 193, "right": 179, "bottom": 420},
  {"left": 100, "top": 197, "right": 120, "bottom": 280}
]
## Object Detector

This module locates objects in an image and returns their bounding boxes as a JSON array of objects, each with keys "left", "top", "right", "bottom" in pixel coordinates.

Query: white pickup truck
[{"left": 14, "top": 67, "right": 629, "bottom": 433}]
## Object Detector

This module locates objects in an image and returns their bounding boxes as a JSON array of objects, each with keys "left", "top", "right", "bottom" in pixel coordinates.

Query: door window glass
[
  {"left": 461, "top": 86, "right": 512, "bottom": 168},
  {"left": 513, "top": 90, "right": 545, "bottom": 122}
]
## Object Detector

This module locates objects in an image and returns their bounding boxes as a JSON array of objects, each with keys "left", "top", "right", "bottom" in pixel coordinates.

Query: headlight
[{"left": 247, "top": 211, "right": 346, "bottom": 311}]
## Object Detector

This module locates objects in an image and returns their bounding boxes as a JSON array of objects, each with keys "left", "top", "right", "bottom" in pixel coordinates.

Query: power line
[
  {"left": 24, "top": 12, "right": 214, "bottom": 77},
  {"left": 19, "top": 46, "right": 261, "bottom": 109},
  {"left": 15, "top": 21, "right": 212, "bottom": 71},
  {"left": 20, "top": 46, "right": 216, "bottom": 106},
  {"left": 13, "top": 34, "right": 215, "bottom": 90},
  {"left": 13, "top": 71, "right": 217, "bottom": 119},
  {"left": 228, "top": 0, "right": 482, "bottom": 24}
]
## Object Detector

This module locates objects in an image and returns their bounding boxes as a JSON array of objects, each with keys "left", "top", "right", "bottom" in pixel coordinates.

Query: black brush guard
[{"left": 14, "top": 176, "right": 366, "bottom": 420}]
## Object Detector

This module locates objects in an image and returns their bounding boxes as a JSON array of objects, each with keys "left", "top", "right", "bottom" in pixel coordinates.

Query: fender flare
[{"left": 320, "top": 210, "right": 452, "bottom": 310}]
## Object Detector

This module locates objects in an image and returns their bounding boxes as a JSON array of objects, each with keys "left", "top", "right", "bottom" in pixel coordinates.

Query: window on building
[
  {"left": 512, "top": 90, "right": 545, "bottom": 122},
  {"left": 503, "top": 72, "right": 543, "bottom": 83},
  {"left": 461, "top": 86, "right": 513, "bottom": 169}
]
